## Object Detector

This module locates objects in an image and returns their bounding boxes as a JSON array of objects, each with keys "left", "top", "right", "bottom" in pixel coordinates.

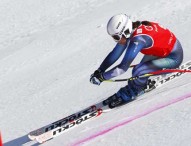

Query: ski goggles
[{"left": 111, "top": 28, "right": 131, "bottom": 42}]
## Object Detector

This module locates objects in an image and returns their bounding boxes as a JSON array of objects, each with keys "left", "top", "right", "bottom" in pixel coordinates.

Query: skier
[{"left": 90, "top": 14, "right": 183, "bottom": 108}]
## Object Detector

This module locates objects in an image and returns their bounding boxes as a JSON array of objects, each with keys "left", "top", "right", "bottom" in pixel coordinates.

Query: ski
[
  {"left": 28, "top": 60, "right": 191, "bottom": 143},
  {"left": 28, "top": 102, "right": 104, "bottom": 140},
  {"left": 144, "top": 60, "right": 191, "bottom": 92},
  {"left": 35, "top": 108, "right": 105, "bottom": 143}
]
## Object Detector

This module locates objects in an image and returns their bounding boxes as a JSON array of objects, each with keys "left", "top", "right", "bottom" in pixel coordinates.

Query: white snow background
[{"left": 0, "top": 0, "right": 191, "bottom": 146}]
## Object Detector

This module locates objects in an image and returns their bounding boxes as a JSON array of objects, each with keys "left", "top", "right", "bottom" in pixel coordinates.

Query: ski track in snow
[{"left": 0, "top": 0, "right": 191, "bottom": 146}]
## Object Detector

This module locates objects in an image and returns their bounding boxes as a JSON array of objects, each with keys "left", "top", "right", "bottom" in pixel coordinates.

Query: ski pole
[
  {"left": 105, "top": 73, "right": 153, "bottom": 82},
  {"left": 104, "top": 69, "right": 191, "bottom": 82}
]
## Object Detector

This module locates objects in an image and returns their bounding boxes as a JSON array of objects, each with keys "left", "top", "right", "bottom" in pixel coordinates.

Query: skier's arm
[
  {"left": 98, "top": 43, "right": 127, "bottom": 72},
  {"left": 103, "top": 35, "right": 153, "bottom": 80}
]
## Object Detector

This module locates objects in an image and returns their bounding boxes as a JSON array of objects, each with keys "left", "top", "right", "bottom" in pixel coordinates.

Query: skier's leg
[
  {"left": 103, "top": 58, "right": 165, "bottom": 108},
  {"left": 116, "top": 39, "right": 183, "bottom": 101}
]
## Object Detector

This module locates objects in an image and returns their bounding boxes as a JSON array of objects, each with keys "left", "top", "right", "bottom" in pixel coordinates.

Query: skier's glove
[{"left": 90, "top": 69, "right": 105, "bottom": 85}]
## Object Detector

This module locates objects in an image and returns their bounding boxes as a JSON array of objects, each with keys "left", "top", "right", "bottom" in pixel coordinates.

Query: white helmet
[{"left": 107, "top": 14, "right": 133, "bottom": 42}]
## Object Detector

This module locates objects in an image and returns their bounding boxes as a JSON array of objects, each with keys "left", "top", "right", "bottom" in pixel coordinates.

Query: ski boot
[{"left": 103, "top": 94, "right": 127, "bottom": 109}]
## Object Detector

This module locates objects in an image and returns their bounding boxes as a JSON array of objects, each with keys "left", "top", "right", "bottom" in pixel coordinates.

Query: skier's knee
[{"left": 132, "top": 63, "right": 146, "bottom": 77}]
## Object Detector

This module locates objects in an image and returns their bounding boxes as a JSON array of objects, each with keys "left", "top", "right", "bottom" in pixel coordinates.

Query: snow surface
[{"left": 1, "top": 0, "right": 191, "bottom": 146}]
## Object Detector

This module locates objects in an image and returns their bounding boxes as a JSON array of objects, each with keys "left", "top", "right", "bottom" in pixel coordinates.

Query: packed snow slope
[{"left": 1, "top": 0, "right": 191, "bottom": 146}]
